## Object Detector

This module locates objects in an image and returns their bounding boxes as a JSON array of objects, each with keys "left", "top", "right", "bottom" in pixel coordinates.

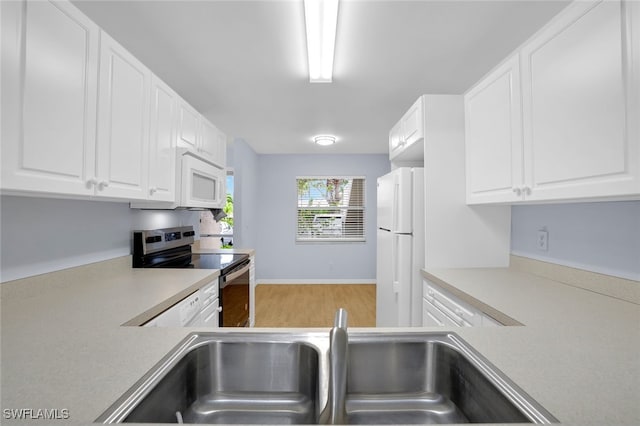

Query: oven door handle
[{"left": 221, "top": 261, "right": 251, "bottom": 287}]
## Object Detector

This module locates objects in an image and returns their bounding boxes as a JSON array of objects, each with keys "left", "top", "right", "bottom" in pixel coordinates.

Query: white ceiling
[{"left": 71, "top": 0, "right": 570, "bottom": 155}]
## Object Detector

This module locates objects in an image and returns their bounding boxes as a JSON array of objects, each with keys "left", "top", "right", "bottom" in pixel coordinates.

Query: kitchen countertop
[
  {"left": 190, "top": 240, "right": 255, "bottom": 256},
  {"left": 1, "top": 256, "right": 639, "bottom": 425},
  {"left": 421, "top": 267, "right": 640, "bottom": 426}
]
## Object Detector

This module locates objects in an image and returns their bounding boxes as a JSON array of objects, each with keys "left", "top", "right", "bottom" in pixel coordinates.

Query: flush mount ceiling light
[
  {"left": 313, "top": 135, "right": 337, "bottom": 146},
  {"left": 304, "top": 0, "right": 339, "bottom": 83}
]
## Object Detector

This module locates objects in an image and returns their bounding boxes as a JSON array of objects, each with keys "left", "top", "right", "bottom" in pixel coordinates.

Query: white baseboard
[{"left": 256, "top": 279, "right": 375, "bottom": 285}]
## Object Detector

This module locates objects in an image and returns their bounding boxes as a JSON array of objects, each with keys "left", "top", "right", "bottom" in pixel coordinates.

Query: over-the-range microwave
[{"left": 131, "top": 149, "right": 225, "bottom": 210}]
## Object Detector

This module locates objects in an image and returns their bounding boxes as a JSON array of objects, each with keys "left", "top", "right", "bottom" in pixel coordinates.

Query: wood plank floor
[{"left": 255, "top": 284, "right": 376, "bottom": 327}]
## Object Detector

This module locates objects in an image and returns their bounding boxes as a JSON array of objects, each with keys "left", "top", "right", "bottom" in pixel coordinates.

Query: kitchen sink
[
  {"left": 97, "top": 333, "right": 327, "bottom": 424},
  {"left": 345, "top": 334, "right": 551, "bottom": 424},
  {"left": 97, "top": 330, "right": 557, "bottom": 424}
]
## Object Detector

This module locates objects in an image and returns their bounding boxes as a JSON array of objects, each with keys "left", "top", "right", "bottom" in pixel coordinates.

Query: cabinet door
[
  {"left": 148, "top": 75, "right": 176, "bottom": 202},
  {"left": 177, "top": 99, "right": 200, "bottom": 152},
  {"left": 200, "top": 118, "right": 225, "bottom": 167},
  {"left": 521, "top": 0, "right": 639, "bottom": 200},
  {"left": 465, "top": 55, "right": 523, "bottom": 204},
  {"left": 401, "top": 97, "right": 424, "bottom": 148},
  {"left": 422, "top": 299, "right": 444, "bottom": 327},
  {"left": 96, "top": 31, "right": 150, "bottom": 199},
  {"left": 1, "top": 0, "right": 99, "bottom": 196},
  {"left": 389, "top": 97, "right": 424, "bottom": 164},
  {"left": 388, "top": 120, "right": 403, "bottom": 159}
]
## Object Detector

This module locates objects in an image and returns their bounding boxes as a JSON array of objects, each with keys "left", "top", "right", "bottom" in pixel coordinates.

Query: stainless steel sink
[
  {"left": 97, "top": 332, "right": 327, "bottom": 424},
  {"left": 345, "top": 334, "right": 555, "bottom": 424},
  {"left": 97, "top": 331, "right": 557, "bottom": 424}
]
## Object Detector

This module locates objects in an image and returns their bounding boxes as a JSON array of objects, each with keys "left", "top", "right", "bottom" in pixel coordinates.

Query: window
[
  {"left": 296, "top": 176, "right": 365, "bottom": 242},
  {"left": 199, "top": 170, "right": 234, "bottom": 248}
]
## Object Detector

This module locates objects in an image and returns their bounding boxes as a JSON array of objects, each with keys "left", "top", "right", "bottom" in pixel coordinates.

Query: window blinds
[{"left": 296, "top": 177, "right": 365, "bottom": 242}]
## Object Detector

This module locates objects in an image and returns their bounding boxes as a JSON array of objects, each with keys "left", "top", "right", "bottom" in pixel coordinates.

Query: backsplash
[
  {"left": 0, "top": 195, "right": 200, "bottom": 282},
  {"left": 511, "top": 201, "right": 640, "bottom": 281}
]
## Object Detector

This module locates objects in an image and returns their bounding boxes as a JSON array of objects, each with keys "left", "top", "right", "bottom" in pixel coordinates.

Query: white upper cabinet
[
  {"left": 177, "top": 99, "right": 201, "bottom": 152},
  {"left": 389, "top": 97, "right": 425, "bottom": 165},
  {"left": 148, "top": 75, "right": 177, "bottom": 202},
  {"left": 177, "top": 99, "right": 227, "bottom": 168},
  {"left": 96, "top": 31, "right": 151, "bottom": 199},
  {"left": 465, "top": 0, "right": 639, "bottom": 204},
  {"left": 520, "top": 0, "right": 639, "bottom": 201},
  {"left": 465, "top": 55, "right": 523, "bottom": 204},
  {"left": 200, "top": 118, "right": 227, "bottom": 169},
  {"left": 1, "top": 0, "right": 99, "bottom": 196},
  {"left": 1, "top": 0, "right": 227, "bottom": 203}
]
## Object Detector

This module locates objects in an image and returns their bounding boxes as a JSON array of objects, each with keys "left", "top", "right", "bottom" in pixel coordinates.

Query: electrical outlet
[{"left": 537, "top": 229, "right": 549, "bottom": 251}]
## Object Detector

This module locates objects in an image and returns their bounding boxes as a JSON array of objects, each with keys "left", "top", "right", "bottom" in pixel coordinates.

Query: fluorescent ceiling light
[
  {"left": 304, "top": 0, "right": 339, "bottom": 83},
  {"left": 313, "top": 135, "right": 337, "bottom": 146}
]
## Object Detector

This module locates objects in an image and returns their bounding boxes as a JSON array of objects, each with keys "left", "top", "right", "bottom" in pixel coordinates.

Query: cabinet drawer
[
  {"left": 200, "top": 298, "right": 220, "bottom": 328},
  {"left": 424, "top": 281, "right": 477, "bottom": 325},
  {"left": 200, "top": 278, "right": 219, "bottom": 303},
  {"left": 422, "top": 298, "right": 460, "bottom": 327}
]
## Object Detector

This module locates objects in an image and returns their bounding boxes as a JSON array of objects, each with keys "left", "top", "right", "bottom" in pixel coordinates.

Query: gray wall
[
  {"left": 0, "top": 195, "right": 199, "bottom": 282},
  {"left": 254, "top": 154, "right": 390, "bottom": 282},
  {"left": 511, "top": 201, "right": 640, "bottom": 281},
  {"left": 229, "top": 138, "right": 259, "bottom": 250}
]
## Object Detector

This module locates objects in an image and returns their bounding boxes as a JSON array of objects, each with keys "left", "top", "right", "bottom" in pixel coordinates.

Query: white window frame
[{"left": 296, "top": 175, "right": 366, "bottom": 243}]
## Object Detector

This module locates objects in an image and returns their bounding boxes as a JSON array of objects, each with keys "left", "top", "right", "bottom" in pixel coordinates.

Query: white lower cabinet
[
  {"left": 249, "top": 255, "right": 256, "bottom": 327},
  {"left": 422, "top": 279, "right": 501, "bottom": 327}
]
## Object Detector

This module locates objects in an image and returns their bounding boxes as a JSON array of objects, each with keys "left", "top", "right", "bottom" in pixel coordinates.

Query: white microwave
[
  {"left": 178, "top": 151, "right": 225, "bottom": 209},
  {"left": 131, "top": 149, "right": 225, "bottom": 209}
]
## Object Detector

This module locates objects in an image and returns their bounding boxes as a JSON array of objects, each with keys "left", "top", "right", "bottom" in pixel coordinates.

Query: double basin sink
[{"left": 97, "top": 330, "right": 557, "bottom": 424}]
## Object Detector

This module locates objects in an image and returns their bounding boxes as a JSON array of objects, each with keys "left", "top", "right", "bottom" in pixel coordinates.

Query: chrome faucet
[{"left": 320, "top": 308, "right": 349, "bottom": 425}]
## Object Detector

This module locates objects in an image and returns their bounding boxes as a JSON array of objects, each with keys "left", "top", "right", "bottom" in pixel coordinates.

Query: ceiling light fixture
[
  {"left": 313, "top": 135, "right": 337, "bottom": 146},
  {"left": 304, "top": 0, "right": 339, "bottom": 83}
]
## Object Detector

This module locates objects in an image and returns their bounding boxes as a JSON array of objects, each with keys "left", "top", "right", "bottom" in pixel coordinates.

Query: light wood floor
[{"left": 255, "top": 284, "right": 376, "bottom": 327}]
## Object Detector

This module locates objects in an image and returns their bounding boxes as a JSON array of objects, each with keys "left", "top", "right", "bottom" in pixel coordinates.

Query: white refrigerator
[{"left": 376, "top": 167, "right": 424, "bottom": 327}]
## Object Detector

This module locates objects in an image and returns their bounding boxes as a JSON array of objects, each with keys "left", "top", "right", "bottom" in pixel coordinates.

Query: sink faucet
[{"left": 320, "top": 308, "right": 348, "bottom": 424}]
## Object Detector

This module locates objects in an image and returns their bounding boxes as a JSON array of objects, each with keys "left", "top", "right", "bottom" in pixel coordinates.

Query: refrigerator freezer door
[
  {"left": 376, "top": 173, "right": 393, "bottom": 231},
  {"left": 377, "top": 168, "right": 413, "bottom": 233},
  {"left": 376, "top": 229, "right": 396, "bottom": 326},
  {"left": 392, "top": 168, "right": 413, "bottom": 234}
]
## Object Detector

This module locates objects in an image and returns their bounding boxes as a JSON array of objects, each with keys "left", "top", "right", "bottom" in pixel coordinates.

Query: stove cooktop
[{"left": 190, "top": 253, "right": 249, "bottom": 272}]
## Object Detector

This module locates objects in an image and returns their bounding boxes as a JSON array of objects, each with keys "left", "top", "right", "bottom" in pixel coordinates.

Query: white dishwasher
[
  {"left": 144, "top": 291, "right": 202, "bottom": 327},
  {"left": 144, "top": 278, "right": 221, "bottom": 328}
]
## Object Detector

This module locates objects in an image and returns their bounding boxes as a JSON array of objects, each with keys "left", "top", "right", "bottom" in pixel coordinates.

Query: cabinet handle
[
  {"left": 149, "top": 187, "right": 157, "bottom": 195},
  {"left": 512, "top": 187, "right": 522, "bottom": 196},
  {"left": 216, "top": 306, "right": 222, "bottom": 312},
  {"left": 523, "top": 186, "right": 532, "bottom": 196},
  {"left": 87, "top": 178, "right": 98, "bottom": 188},
  {"left": 98, "top": 180, "right": 110, "bottom": 190}
]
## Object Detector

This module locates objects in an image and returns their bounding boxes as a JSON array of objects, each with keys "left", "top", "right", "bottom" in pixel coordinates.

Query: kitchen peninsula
[{"left": 1, "top": 255, "right": 638, "bottom": 425}]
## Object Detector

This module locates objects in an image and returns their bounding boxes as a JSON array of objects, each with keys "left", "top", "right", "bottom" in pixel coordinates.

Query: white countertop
[
  {"left": 1, "top": 256, "right": 638, "bottom": 425},
  {"left": 421, "top": 267, "right": 640, "bottom": 426}
]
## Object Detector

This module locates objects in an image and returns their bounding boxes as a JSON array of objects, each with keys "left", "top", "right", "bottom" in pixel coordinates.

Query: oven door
[
  {"left": 220, "top": 259, "right": 251, "bottom": 327},
  {"left": 181, "top": 153, "right": 225, "bottom": 209}
]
